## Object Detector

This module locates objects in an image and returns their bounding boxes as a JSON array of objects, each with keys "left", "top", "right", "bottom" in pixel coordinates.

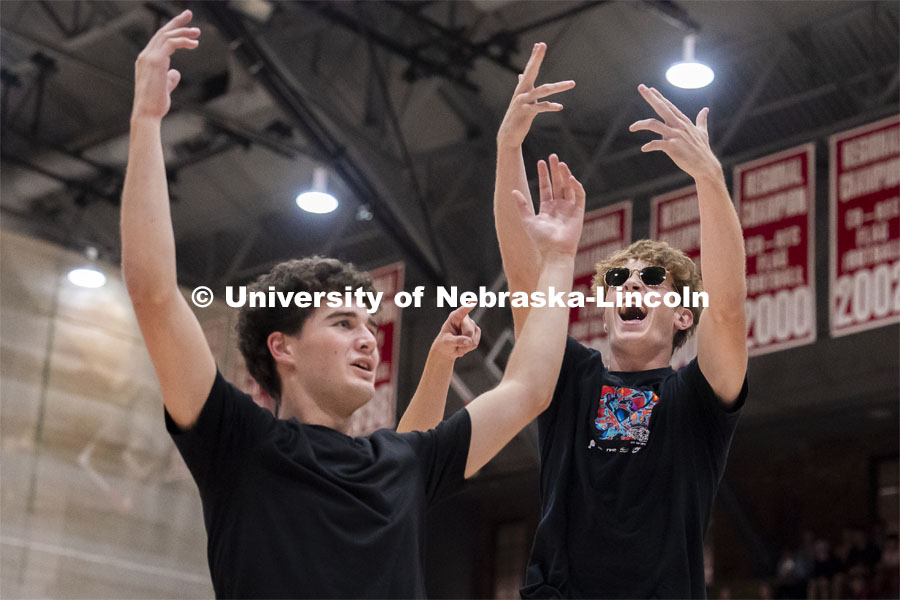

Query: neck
[
  {"left": 606, "top": 343, "right": 672, "bottom": 372},
  {"left": 277, "top": 376, "right": 353, "bottom": 434}
]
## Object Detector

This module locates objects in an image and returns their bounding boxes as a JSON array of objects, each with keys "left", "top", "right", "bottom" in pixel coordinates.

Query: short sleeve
[
  {"left": 676, "top": 358, "right": 747, "bottom": 470},
  {"left": 680, "top": 357, "right": 748, "bottom": 415},
  {"left": 165, "top": 371, "right": 275, "bottom": 491},
  {"left": 400, "top": 408, "right": 471, "bottom": 504},
  {"left": 539, "top": 336, "right": 597, "bottom": 431}
]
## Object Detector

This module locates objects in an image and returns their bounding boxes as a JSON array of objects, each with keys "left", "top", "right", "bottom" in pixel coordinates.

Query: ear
[
  {"left": 673, "top": 307, "right": 694, "bottom": 332},
  {"left": 267, "top": 331, "right": 294, "bottom": 366}
]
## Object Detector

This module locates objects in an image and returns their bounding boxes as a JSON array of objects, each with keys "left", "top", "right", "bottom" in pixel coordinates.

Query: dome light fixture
[
  {"left": 665, "top": 34, "right": 714, "bottom": 90},
  {"left": 67, "top": 268, "right": 107, "bottom": 288},
  {"left": 296, "top": 167, "right": 338, "bottom": 214},
  {"left": 67, "top": 247, "right": 106, "bottom": 288}
]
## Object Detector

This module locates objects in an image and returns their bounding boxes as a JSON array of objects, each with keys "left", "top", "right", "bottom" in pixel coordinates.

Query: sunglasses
[{"left": 604, "top": 266, "right": 668, "bottom": 287}]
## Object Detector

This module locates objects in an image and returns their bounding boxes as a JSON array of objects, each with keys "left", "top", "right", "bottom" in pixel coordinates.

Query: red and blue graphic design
[{"left": 594, "top": 386, "right": 659, "bottom": 444}]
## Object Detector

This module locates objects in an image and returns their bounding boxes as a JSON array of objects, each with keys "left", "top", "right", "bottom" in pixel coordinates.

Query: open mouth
[
  {"left": 618, "top": 306, "right": 647, "bottom": 321},
  {"left": 351, "top": 360, "right": 373, "bottom": 373}
]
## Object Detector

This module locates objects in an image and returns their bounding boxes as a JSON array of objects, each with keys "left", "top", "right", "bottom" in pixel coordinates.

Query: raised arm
[
  {"left": 396, "top": 305, "right": 481, "bottom": 433},
  {"left": 494, "top": 43, "right": 575, "bottom": 338},
  {"left": 121, "top": 10, "right": 215, "bottom": 427},
  {"left": 629, "top": 84, "right": 747, "bottom": 403},
  {"left": 465, "top": 158, "right": 585, "bottom": 478}
]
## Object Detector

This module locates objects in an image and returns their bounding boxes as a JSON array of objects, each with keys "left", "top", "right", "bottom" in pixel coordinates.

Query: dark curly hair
[
  {"left": 236, "top": 256, "right": 375, "bottom": 413},
  {"left": 591, "top": 239, "right": 703, "bottom": 352}
]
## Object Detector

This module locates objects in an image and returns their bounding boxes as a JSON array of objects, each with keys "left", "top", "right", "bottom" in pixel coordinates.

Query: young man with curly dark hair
[
  {"left": 121, "top": 13, "right": 586, "bottom": 598},
  {"left": 401, "top": 43, "right": 749, "bottom": 598}
]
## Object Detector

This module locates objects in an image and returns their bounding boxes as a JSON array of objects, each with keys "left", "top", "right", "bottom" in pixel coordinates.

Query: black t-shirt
[
  {"left": 522, "top": 337, "right": 747, "bottom": 599},
  {"left": 166, "top": 371, "right": 471, "bottom": 599}
]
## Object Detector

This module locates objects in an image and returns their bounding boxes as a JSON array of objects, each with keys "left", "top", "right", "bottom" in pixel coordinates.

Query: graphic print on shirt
[{"left": 589, "top": 385, "right": 659, "bottom": 452}]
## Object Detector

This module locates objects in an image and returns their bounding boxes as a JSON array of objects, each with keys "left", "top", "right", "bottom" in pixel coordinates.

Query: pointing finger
[
  {"left": 520, "top": 42, "right": 547, "bottom": 90},
  {"left": 450, "top": 304, "right": 476, "bottom": 323}
]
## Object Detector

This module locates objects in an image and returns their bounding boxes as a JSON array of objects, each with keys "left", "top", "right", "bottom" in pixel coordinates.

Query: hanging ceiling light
[
  {"left": 296, "top": 166, "right": 338, "bottom": 214},
  {"left": 67, "top": 247, "right": 106, "bottom": 288},
  {"left": 665, "top": 34, "right": 714, "bottom": 89}
]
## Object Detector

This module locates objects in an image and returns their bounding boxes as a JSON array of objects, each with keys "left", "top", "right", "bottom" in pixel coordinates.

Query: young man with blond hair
[
  {"left": 501, "top": 43, "right": 748, "bottom": 599},
  {"left": 401, "top": 42, "right": 749, "bottom": 598}
]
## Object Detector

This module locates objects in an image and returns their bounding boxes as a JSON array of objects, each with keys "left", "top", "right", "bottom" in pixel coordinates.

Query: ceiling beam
[{"left": 203, "top": 3, "right": 446, "bottom": 285}]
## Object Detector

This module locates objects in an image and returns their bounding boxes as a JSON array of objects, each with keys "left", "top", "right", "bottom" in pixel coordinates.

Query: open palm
[{"left": 514, "top": 155, "right": 585, "bottom": 257}]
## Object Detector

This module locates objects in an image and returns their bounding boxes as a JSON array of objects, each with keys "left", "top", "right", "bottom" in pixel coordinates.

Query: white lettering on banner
[
  {"left": 745, "top": 158, "right": 804, "bottom": 197},
  {"left": 659, "top": 224, "right": 701, "bottom": 253},
  {"left": 745, "top": 286, "right": 814, "bottom": 347},
  {"left": 660, "top": 195, "right": 699, "bottom": 229},
  {"left": 741, "top": 188, "right": 807, "bottom": 228},
  {"left": 841, "top": 239, "right": 900, "bottom": 271},
  {"left": 833, "top": 261, "right": 900, "bottom": 327},
  {"left": 839, "top": 158, "right": 900, "bottom": 202},
  {"left": 757, "top": 250, "right": 789, "bottom": 271},
  {"left": 842, "top": 128, "right": 900, "bottom": 169},
  {"left": 574, "top": 240, "right": 625, "bottom": 276},
  {"left": 581, "top": 215, "right": 621, "bottom": 244},
  {"left": 746, "top": 267, "right": 805, "bottom": 295}
]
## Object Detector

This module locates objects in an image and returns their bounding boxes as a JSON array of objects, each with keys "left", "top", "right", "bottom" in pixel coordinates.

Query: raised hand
[
  {"left": 513, "top": 154, "right": 585, "bottom": 258},
  {"left": 497, "top": 43, "right": 576, "bottom": 149},
  {"left": 431, "top": 305, "right": 481, "bottom": 360},
  {"left": 629, "top": 84, "right": 722, "bottom": 181},
  {"left": 132, "top": 10, "right": 201, "bottom": 121}
]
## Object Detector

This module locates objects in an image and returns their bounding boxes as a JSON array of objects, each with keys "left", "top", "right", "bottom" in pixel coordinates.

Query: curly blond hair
[{"left": 591, "top": 239, "right": 703, "bottom": 351}]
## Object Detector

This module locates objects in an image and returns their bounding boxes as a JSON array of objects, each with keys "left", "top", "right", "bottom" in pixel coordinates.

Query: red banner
[
  {"left": 570, "top": 201, "right": 632, "bottom": 351},
  {"left": 650, "top": 186, "right": 700, "bottom": 367},
  {"left": 735, "top": 143, "right": 817, "bottom": 355},
  {"left": 347, "top": 262, "right": 405, "bottom": 436},
  {"left": 829, "top": 116, "right": 900, "bottom": 337},
  {"left": 651, "top": 185, "right": 701, "bottom": 268}
]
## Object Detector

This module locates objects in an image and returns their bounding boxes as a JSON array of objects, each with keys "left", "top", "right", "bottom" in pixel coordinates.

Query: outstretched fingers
[
  {"left": 629, "top": 118, "right": 671, "bottom": 137},
  {"left": 640, "top": 139, "right": 668, "bottom": 153},
  {"left": 165, "top": 37, "right": 200, "bottom": 51},
  {"left": 531, "top": 80, "right": 576, "bottom": 100},
  {"left": 166, "top": 27, "right": 201, "bottom": 39},
  {"left": 696, "top": 107, "right": 710, "bottom": 132},
  {"left": 537, "top": 159, "right": 553, "bottom": 210},
  {"left": 651, "top": 87, "right": 691, "bottom": 126},
  {"left": 160, "top": 10, "right": 193, "bottom": 33},
  {"left": 152, "top": 10, "right": 194, "bottom": 46},
  {"left": 558, "top": 163, "right": 585, "bottom": 215},
  {"left": 549, "top": 154, "right": 565, "bottom": 207},
  {"left": 518, "top": 42, "right": 547, "bottom": 92},
  {"left": 570, "top": 174, "right": 586, "bottom": 211},
  {"left": 637, "top": 84, "right": 691, "bottom": 127}
]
